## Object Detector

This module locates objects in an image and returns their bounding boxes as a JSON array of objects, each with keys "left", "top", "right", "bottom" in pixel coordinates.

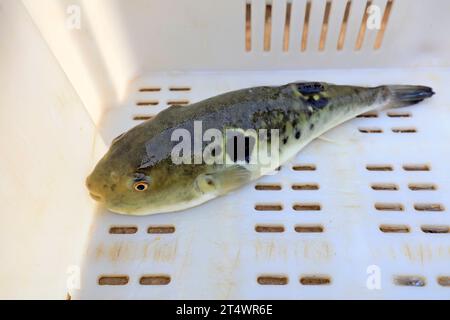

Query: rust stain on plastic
[
  {"left": 402, "top": 244, "right": 433, "bottom": 264},
  {"left": 295, "top": 240, "right": 332, "bottom": 262},
  {"left": 94, "top": 239, "right": 177, "bottom": 263},
  {"left": 144, "top": 239, "right": 178, "bottom": 263},
  {"left": 95, "top": 243, "right": 105, "bottom": 260},
  {"left": 374, "top": 244, "right": 450, "bottom": 264},
  {"left": 254, "top": 239, "right": 288, "bottom": 261},
  {"left": 108, "top": 242, "right": 133, "bottom": 262}
]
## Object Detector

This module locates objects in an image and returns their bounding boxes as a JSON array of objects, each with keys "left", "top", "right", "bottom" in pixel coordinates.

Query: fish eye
[{"left": 133, "top": 181, "right": 148, "bottom": 192}]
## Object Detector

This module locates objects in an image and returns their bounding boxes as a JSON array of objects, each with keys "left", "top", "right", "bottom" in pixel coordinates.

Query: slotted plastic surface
[
  {"left": 77, "top": 68, "right": 450, "bottom": 299},
  {"left": 3, "top": 0, "right": 450, "bottom": 299}
]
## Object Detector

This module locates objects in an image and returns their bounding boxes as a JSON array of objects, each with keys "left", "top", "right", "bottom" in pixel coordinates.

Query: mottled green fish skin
[{"left": 86, "top": 82, "right": 434, "bottom": 215}]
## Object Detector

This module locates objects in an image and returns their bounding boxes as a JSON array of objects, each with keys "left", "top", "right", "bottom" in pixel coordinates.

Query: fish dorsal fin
[{"left": 290, "top": 81, "right": 326, "bottom": 95}]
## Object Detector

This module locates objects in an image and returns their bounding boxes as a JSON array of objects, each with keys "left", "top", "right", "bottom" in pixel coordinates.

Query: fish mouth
[
  {"left": 89, "top": 192, "right": 103, "bottom": 202},
  {"left": 86, "top": 175, "right": 104, "bottom": 202}
]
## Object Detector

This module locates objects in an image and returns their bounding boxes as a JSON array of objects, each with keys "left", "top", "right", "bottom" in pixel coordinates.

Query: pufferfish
[{"left": 86, "top": 82, "right": 434, "bottom": 215}]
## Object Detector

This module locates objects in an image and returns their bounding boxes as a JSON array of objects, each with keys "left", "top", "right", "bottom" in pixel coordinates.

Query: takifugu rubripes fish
[{"left": 86, "top": 82, "right": 434, "bottom": 215}]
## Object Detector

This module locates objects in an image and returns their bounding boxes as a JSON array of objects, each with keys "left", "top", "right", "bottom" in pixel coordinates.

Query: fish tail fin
[{"left": 381, "top": 85, "right": 435, "bottom": 109}]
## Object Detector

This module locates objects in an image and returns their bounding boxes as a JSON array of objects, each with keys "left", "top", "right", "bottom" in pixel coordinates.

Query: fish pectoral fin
[
  {"left": 195, "top": 173, "right": 217, "bottom": 194},
  {"left": 195, "top": 165, "right": 252, "bottom": 195}
]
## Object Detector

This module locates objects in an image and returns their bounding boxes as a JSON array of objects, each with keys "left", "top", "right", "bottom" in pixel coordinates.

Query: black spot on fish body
[
  {"left": 307, "top": 96, "right": 328, "bottom": 109},
  {"left": 296, "top": 82, "right": 324, "bottom": 94},
  {"left": 283, "top": 137, "right": 288, "bottom": 144},
  {"left": 309, "top": 123, "right": 314, "bottom": 130},
  {"left": 295, "top": 130, "right": 301, "bottom": 139}
]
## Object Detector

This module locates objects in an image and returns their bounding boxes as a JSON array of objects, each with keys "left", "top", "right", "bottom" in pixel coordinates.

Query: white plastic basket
[{"left": 1, "top": 0, "right": 449, "bottom": 299}]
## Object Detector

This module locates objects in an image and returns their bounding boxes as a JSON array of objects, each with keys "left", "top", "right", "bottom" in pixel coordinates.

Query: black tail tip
[
  {"left": 388, "top": 85, "right": 435, "bottom": 105},
  {"left": 417, "top": 86, "right": 435, "bottom": 97}
]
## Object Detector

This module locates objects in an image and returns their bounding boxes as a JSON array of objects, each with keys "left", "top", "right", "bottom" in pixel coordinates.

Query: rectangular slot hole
[
  {"left": 257, "top": 275, "right": 288, "bottom": 285},
  {"left": 295, "top": 225, "right": 324, "bottom": 233},
  {"left": 337, "top": 0, "right": 352, "bottom": 50},
  {"left": 355, "top": 0, "right": 372, "bottom": 50},
  {"left": 293, "top": 203, "right": 321, "bottom": 211},
  {"left": 421, "top": 225, "right": 449, "bottom": 234},
  {"left": 136, "top": 101, "right": 158, "bottom": 106},
  {"left": 109, "top": 226, "right": 138, "bottom": 234},
  {"left": 392, "top": 127, "right": 417, "bottom": 133},
  {"left": 301, "top": 1, "right": 312, "bottom": 51},
  {"left": 319, "top": 1, "right": 332, "bottom": 51},
  {"left": 379, "top": 224, "right": 410, "bottom": 233},
  {"left": 254, "top": 204, "right": 283, "bottom": 211},
  {"left": 255, "top": 184, "right": 282, "bottom": 191},
  {"left": 371, "top": 183, "right": 398, "bottom": 191},
  {"left": 292, "top": 183, "right": 319, "bottom": 190},
  {"left": 366, "top": 164, "right": 393, "bottom": 171},
  {"left": 139, "top": 87, "right": 161, "bottom": 92},
  {"left": 414, "top": 203, "right": 444, "bottom": 212},
  {"left": 374, "top": 203, "right": 404, "bottom": 211},
  {"left": 358, "top": 127, "right": 383, "bottom": 133},
  {"left": 133, "top": 115, "right": 154, "bottom": 121},
  {"left": 394, "top": 276, "right": 426, "bottom": 287},
  {"left": 139, "top": 275, "right": 171, "bottom": 285},
  {"left": 264, "top": 4, "right": 272, "bottom": 51},
  {"left": 98, "top": 275, "right": 129, "bottom": 286},
  {"left": 387, "top": 111, "right": 411, "bottom": 118},
  {"left": 255, "top": 225, "right": 285, "bottom": 233},
  {"left": 300, "top": 276, "right": 331, "bottom": 285},
  {"left": 293, "top": 164, "right": 316, "bottom": 171},
  {"left": 374, "top": 0, "right": 394, "bottom": 49},
  {"left": 283, "top": 2, "right": 292, "bottom": 52},
  {"left": 356, "top": 111, "right": 378, "bottom": 118},
  {"left": 167, "top": 100, "right": 189, "bottom": 106},
  {"left": 403, "top": 164, "right": 430, "bottom": 171},
  {"left": 246, "top": 2, "right": 251, "bottom": 51},
  {"left": 408, "top": 183, "right": 436, "bottom": 191},
  {"left": 169, "top": 86, "right": 191, "bottom": 92},
  {"left": 148, "top": 225, "right": 176, "bottom": 234},
  {"left": 437, "top": 276, "right": 450, "bottom": 287}
]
